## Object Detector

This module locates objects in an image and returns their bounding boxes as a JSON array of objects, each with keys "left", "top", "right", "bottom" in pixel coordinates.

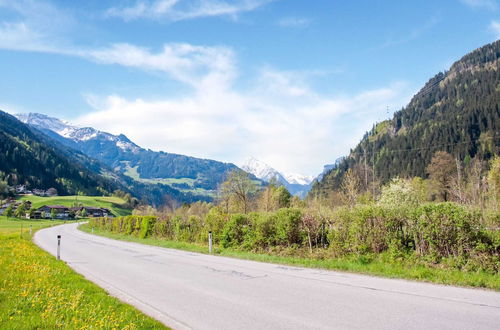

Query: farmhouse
[
  {"left": 37, "top": 205, "right": 71, "bottom": 219},
  {"left": 70, "top": 206, "right": 113, "bottom": 218}
]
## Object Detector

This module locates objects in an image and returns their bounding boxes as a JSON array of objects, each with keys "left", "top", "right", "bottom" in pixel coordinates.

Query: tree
[
  {"left": 487, "top": 157, "right": 500, "bottom": 211},
  {"left": 301, "top": 212, "right": 320, "bottom": 253},
  {"left": 427, "top": 151, "right": 456, "bottom": 201},
  {"left": 0, "top": 180, "right": 8, "bottom": 199},
  {"left": 15, "top": 202, "right": 26, "bottom": 218},
  {"left": 341, "top": 169, "right": 360, "bottom": 207},
  {"left": 50, "top": 208, "right": 57, "bottom": 219},
  {"left": 80, "top": 208, "right": 88, "bottom": 218},
  {"left": 378, "top": 177, "right": 421, "bottom": 208},
  {"left": 4, "top": 204, "right": 13, "bottom": 217},
  {"left": 219, "top": 169, "right": 258, "bottom": 214},
  {"left": 258, "top": 183, "right": 291, "bottom": 212}
]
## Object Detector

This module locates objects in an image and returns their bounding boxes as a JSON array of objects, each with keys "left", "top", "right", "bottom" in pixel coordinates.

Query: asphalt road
[{"left": 34, "top": 223, "right": 500, "bottom": 330}]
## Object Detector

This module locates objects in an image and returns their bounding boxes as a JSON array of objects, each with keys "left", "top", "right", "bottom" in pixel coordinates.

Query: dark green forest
[{"left": 311, "top": 40, "right": 500, "bottom": 198}]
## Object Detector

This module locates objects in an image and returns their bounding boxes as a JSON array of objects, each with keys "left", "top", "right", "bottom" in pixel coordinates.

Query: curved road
[{"left": 34, "top": 223, "right": 500, "bottom": 329}]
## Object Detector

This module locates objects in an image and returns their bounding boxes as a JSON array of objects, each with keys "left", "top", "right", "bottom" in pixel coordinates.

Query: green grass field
[
  {"left": 18, "top": 195, "right": 132, "bottom": 216},
  {"left": 0, "top": 216, "right": 167, "bottom": 329},
  {"left": 123, "top": 164, "right": 216, "bottom": 197},
  {"left": 80, "top": 224, "right": 500, "bottom": 291}
]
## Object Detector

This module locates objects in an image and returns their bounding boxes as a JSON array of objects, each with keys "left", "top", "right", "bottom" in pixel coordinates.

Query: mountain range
[
  {"left": 240, "top": 157, "right": 315, "bottom": 198},
  {"left": 15, "top": 113, "right": 319, "bottom": 198},
  {"left": 15, "top": 113, "right": 245, "bottom": 198}
]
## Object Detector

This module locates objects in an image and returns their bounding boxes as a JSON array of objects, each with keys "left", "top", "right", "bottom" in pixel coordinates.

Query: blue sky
[{"left": 0, "top": 0, "right": 499, "bottom": 176}]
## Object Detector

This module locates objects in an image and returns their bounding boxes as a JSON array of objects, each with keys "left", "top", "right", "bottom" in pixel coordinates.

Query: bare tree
[
  {"left": 218, "top": 169, "right": 258, "bottom": 213},
  {"left": 426, "top": 151, "right": 456, "bottom": 201},
  {"left": 341, "top": 169, "right": 360, "bottom": 207},
  {"left": 301, "top": 213, "right": 320, "bottom": 253},
  {"left": 449, "top": 157, "right": 467, "bottom": 204}
]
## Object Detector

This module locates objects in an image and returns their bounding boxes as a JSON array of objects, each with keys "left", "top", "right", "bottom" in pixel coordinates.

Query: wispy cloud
[
  {"left": 0, "top": 0, "right": 75, "bottom": 53},
  {"left": 276, "top": 17, "right": 310, "bottom": 28},
  {"left": 490, "top": 20, "right": 500, "bottom": 38},
  {"left": 105, "top": 0, "right": 275, "bottom": 22},
  {"left": 86, "top": 43, "right": 236, "bottom": 90},
  {"left": 460, "top": 0, "right": 497, "bottom": 10},
  {"left": 372, "top": 16, "right": 440, "bottom": 51}
]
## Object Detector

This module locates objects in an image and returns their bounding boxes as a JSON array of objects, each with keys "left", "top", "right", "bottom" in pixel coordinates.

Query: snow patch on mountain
[
  {"left": 283, "top": 172, "right": 315, "bottom": 186},
  {"left": 15, "top": 113, "right": 140, "bottom": 152},
  {"left": 240, "top": 157, "right": 283, "bottom": 182},
  {"left": 240, "top": 157, "right": 316, "bottom": 197}
]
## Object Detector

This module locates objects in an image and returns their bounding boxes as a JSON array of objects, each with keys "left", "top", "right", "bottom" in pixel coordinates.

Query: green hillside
[
  {"left": 0, "top": 111, "right": 124, "bottom": 196},
  {"left": 311, "top": 40, "right": 500, "bottom": 198},
  {"left": 18, "top": 195, "right": 132, "bottom": 216}
]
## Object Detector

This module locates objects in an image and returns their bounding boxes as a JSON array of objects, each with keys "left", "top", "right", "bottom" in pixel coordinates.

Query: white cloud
[
  {"left": 106, "top": 0, "right": 275, "bottom": 21},
  {"left": 277, "top": 17, "right": 310, "bottom": 28},
  {"left": 490, "top": 20, "right": 500, "bottom": 38},
  {"left": 461, "top": 0, "right": 497, "bottom": 10},
  {"left": 86, "top": 43, "right": 236, "bottom": 90},
  {"left": 76, "top": 65, "right": 412, "bottom": 175}
]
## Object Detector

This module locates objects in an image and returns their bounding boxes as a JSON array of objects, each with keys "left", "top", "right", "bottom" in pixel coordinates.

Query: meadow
[
  {"left": 18, "top": 195, "right": 132, "bottom": 216},
  {"left": 0, "top": 216, "right": 167, "bottom": 329}
]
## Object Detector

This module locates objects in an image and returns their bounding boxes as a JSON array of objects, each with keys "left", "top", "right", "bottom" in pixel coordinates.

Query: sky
[{"left": 0, "top": 0, "right": 499, "bottom": 176}]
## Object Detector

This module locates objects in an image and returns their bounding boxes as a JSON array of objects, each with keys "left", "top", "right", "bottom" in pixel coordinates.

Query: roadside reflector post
[
  {"left": 57, "top": 235, "right": 61, "bottom": 260},
  {"left": 208, "top": 231, "right": 213, "bottom": 254},
  {"left": 29, "top": 225, "right": 32, "bottom": 236}
]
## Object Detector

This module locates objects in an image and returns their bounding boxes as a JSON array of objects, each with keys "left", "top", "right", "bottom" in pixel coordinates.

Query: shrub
[
  {"left": 139, "top": 216, "right": 157, "bottom": 239},
  {"left": 410, "top": 203, "right": 489, "bottom": 262},
  {"left": 274, "top": 208, "right": 303, "bottom": 246},
  {"left": 221, "top": 214, "right": 252, "bottom": 248}
]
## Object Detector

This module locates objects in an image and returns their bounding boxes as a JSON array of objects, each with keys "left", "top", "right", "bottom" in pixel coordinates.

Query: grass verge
[
  {"left": 80, "top": 224, "right": 500, "bottom": 291},
  {"left": 0, "top": 216, "right": 167, "bottom": 329}
]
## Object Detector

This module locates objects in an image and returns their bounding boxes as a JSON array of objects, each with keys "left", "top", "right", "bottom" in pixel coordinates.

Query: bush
[
  {"left": 139, "top": 216, "right": 157, "bottom": 239},
  {"left": 410, "top": 203, "right": 490, "bottom": 262},
  {"left": 274, "top": 208, "right": 303, "bottom": 246},
  {"left": 221, "top": 214, "right": 252, "bottom": 248}
]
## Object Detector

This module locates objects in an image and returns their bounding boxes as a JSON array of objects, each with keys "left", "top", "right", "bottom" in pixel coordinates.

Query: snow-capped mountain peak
[
  {"left": 15, "top": 113, "right": 79, "bottom": 138},
  {"left": 240, "top": 156, "right": 315, "bottom": 197},
  {"left": 15, "top": 113, "right": 140, "bottom": 152},
  {"left": 282, "top": 172, "right": 314, "bottom": 186},
  {"left": 240, "top": 156, "right": 282, "bottom": 183}
]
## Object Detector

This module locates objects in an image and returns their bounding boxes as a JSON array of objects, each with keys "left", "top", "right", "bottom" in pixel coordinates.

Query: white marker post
[
  {"left": 57, "top": 235, "right": 61, "bottom": 260},
  {"left": 29, "top": 225, "right": 32, "bottom": 236},
  {"left": 208, "top": 231, "right": 213, "bottom": 254}
]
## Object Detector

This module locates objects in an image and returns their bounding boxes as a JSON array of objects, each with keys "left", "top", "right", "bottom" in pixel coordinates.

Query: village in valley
[{"left": 0, "top": 185, "right": 114, "bottom": 220}]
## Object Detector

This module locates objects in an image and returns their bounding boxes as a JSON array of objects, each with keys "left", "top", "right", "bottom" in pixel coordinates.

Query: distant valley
[{"left": 14, "top": 113, "right": 321, "bottom": 201}]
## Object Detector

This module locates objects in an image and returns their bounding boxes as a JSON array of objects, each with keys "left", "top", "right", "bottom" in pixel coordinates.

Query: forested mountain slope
[
  {"left": 310, "top": 40, "right": 500, "bottom": 198},
  {"left": 0, "top": 111, "right": 122, "bottom": 195}
]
